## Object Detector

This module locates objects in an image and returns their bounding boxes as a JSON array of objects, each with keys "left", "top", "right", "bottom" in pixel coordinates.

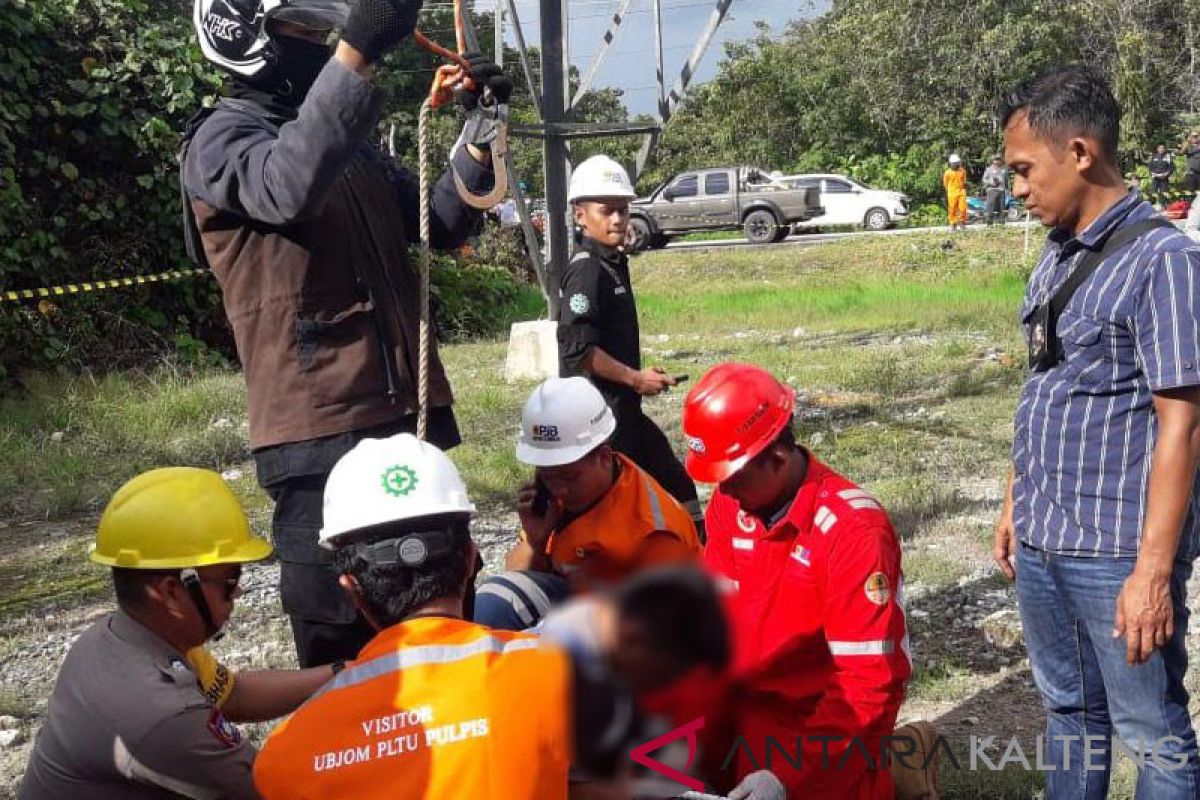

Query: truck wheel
[
  {"left": 743, "top": 210, "right": 779, "bottom": 245},
  {"left": 864, "top": 208, "right": 890, "bottom": 231},
  {"left": 771, "top": 225, "right": 791, "bottom": 243},
  {"left": 626, "top": 217, "right": 651, "bottom": 251}
]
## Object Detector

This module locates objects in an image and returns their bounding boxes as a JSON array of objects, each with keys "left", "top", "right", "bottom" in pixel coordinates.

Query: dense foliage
[
  {"left": 647, "top": 0, "right": 1200, "bottom": 200},
  {"left": 5, "top": 0, "right": 1200, "bottom": 381},
  {"left": 0, "top": 0, "right": 536, "bottom": 382},
  {"left": 0, "top": 0, "right": 231, "bottom": 378}
]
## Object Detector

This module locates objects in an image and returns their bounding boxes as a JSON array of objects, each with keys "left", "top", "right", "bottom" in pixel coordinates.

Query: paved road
[
  {"left": 663, "top": 220, "right": 1038, "bottom": 252},
  {"left": 664, "top": 216, "right": 1190, "bottom": 253}
]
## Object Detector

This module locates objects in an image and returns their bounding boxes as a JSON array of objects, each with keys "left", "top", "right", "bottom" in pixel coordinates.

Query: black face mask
[{"left": 272, "top": 36, "right": 332, "bottom": 102}]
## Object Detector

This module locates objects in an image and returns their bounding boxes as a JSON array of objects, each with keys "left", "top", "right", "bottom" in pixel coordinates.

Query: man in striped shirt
[{"left": 993, "top": 66, "right": 1200, "bottom": 798}]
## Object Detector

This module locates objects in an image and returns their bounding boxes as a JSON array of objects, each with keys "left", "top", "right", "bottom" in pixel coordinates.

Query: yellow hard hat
[{"left": 90, "top": 467, "right": 273, "bottom": 569}]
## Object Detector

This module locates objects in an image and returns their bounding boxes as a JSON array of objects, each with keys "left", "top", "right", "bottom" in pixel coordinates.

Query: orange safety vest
[
  {"left": 547, "top": 453, "right": 700, "bottom": 583},
  {"left": 253, "top": 618, "right": 573, "bottom": 800},
  {"left": 942, "top": 167, "right": 966, "bottom": 195}
]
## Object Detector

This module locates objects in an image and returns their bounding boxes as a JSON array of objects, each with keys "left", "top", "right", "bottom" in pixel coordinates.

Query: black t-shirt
[{"left": 557, "top": 237, "right": 642, "bottom": 406}]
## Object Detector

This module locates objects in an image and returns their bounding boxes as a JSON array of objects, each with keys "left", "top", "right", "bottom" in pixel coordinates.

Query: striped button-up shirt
[{"left": 1013, "top": 192, "right": 1200, "bottom": 557}]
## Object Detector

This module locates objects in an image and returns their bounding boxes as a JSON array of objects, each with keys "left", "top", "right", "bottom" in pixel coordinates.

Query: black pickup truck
[{"left": 627, "top": 166, "right": 823, "bottom": 250}]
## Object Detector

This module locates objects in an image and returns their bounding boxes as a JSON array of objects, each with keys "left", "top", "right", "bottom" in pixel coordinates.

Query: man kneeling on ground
[
  {"left": 679, "top": 363, "right": 922, "bottom": 800},
  {"left": 20, "top": 468, "right": 342, "bottom": 800},
  {"left": 474, "top": 377, "right": 701, "bottom": 630}
]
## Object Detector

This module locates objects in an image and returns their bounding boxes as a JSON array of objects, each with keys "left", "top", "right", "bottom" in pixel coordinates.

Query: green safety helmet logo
[{"left": 381, "top": 465, "right": 419, "bottom": 497}]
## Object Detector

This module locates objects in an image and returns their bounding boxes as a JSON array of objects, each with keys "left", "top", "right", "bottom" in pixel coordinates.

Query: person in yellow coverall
[{"left": 943, "top": 153, "right": 968, "bottom": 231}]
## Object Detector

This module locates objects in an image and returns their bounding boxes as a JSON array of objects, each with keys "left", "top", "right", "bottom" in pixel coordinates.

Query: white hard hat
[
  {"left": 568, "top": 155, "right": 637, "bottom": 203},
  {"left": 320, "top": 434, "right": 475, "bottom": 548},
  {"left": 516, "top": 377, "right": 617, "bottom": 467},
  {"left": 949, "top": 153, "right": 962, "bottom": 165}
]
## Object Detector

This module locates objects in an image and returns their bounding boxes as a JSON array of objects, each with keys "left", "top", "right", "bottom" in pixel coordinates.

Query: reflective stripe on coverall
[
  {"left": 702, "top": 453, "right": 911, "bottom": 799},
  {"left": 547, "top": 452, "right": 700, "bottom": 585}
]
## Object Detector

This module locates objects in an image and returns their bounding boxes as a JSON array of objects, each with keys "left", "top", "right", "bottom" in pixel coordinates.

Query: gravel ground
[
  {"left": 0, "top": 508, "right": 519, "bottom": 796},
  {"left": 6, "top": 496, "right": 1200, "bottom": 798}
]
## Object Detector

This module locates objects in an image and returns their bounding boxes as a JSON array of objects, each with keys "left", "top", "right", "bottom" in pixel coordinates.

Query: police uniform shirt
[
  {"left": 557, "top": 236, "right": 641, "bottom": 406},
  {"left": 18, "top": 610, "right": 257, "bottom": 800}
]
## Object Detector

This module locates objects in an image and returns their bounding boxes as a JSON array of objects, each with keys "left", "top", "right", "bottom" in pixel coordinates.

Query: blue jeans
[{"left": 1016, "top": 542, "right": 1199, "bottom": 798}]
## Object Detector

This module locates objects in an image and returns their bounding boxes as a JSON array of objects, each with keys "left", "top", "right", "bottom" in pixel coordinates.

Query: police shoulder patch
[
  {"left": 206, "top": 707, "right": 242, "bottom": 749},
  {"left": 569, "top": 293, "right": 591, "bottom": 315},
  {"left": 864, "top": 572, "right": 891, "bottom": 605}
]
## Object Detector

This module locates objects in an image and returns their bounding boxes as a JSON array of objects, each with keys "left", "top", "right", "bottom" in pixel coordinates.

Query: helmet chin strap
[{"left": 180, "top": 568, "right": 224, "bottom": 642}]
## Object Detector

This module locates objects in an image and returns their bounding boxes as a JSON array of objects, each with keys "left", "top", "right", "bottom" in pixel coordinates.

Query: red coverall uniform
[{"left": 703, "top": 453, "right": 910, "bottom": 799}]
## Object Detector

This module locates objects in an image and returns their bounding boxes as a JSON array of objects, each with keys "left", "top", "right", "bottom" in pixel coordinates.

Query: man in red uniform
[{"left": 681, "top": 363, "right": 912, "bottom": 799}]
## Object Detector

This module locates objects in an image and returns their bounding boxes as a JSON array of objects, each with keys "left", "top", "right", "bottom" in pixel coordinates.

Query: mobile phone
[
  {"left": 672, "top": 373, "right": 690, "bottom": 383},
  {"left": 531, "top": 477, "right": 551, "bottom": 518}
]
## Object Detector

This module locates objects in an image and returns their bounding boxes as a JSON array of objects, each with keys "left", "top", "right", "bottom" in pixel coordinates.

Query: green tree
[{"left": 649, "top": 0, "right": 1198, "bottom": 200}]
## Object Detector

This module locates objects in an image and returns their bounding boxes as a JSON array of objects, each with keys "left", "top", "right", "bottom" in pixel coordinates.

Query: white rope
[{"left": 417, "top": 98, "right": 433, "bottom": 441}]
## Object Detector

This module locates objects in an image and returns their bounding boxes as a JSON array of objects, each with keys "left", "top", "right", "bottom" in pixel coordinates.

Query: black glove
[
  {"left": 459, "top": 52, "right": 514, "bottom": 108},
  {"left": 341, "top": 0, "right": 423, "bottom": 63}
]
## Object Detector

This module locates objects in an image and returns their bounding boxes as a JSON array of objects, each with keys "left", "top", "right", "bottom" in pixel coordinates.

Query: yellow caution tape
[
  {"left": 1145, "top": 189, "right": 1200, "bottom": 201},
  {"left": 0, "top": 268, "right": 210, "bottom": 304}
]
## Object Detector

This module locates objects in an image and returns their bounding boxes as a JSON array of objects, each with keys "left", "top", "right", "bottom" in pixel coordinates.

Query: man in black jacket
[
  {"left": 182, "top": 0, "right": 511, "bottom": 667},
  {"left": 556, "top": 155, "right": 702, "bottom": 533}
]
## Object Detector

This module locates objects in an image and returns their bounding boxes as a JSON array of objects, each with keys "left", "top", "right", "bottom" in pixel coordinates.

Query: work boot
[{"left": 889, "top": 720, "right": 941, "bottom": 800}]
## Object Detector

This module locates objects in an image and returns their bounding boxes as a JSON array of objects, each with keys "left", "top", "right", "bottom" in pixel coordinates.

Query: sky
[{"left": 496, "top": 0, "right": 831, "bottom": 116}]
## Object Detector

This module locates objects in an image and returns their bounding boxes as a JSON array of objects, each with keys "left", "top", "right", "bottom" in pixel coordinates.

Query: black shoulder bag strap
[{"left": 1033, "top": 216, "right": 1175, "bottom": 369}]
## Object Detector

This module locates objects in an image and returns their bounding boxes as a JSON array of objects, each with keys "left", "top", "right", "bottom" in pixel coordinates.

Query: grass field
[
  {"left": 0, "top": 228, "right": 1031, "bottom": 524},
  {"left": 2, "top": 227, "right": 1103, "bottom": 796}
]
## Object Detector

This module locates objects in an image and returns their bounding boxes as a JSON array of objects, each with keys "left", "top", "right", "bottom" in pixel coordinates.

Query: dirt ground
[{"left": 0, "top": 474, "right": 1070, "bottom": 798}]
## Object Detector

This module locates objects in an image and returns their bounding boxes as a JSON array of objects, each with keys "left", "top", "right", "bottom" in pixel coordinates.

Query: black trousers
[
  {"left": 609, "top": 400, "right": 702, "bottom": 535},
  {"left": 1186, "top": 171, "right": 1200, "bottom": 193},
  {"left": 985, "top": 189, "right": 1005, "bottom": 224},
  {"left": 256, "top": 408, "right": 460, "bottom": 668}
]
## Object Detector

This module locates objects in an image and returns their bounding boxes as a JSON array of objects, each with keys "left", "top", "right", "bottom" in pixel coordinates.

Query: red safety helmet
[{"left": 681, "top": 363, "right": 796, "bottom": 484}]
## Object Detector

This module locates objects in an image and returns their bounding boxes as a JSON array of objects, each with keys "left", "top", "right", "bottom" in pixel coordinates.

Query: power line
[{"left": 570, "top": 41, "right": 695, "bottom": 58}]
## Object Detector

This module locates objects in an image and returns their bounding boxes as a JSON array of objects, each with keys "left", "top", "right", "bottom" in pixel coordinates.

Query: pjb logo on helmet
[
  {"left": 531, "top": 424, "right": 561, "bottom": 443},
  {"left": 685, "top": 435, "right": 706, "bottom": 454}
]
